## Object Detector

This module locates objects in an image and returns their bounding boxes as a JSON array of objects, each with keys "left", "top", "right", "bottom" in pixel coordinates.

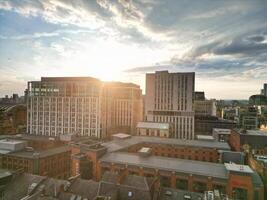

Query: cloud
[
  {"left": 1, "top": 0, "right": 267, "bottom": 98},
  {"left": 248, "top": 35, "right": 265, "bottom": 42},
  {"left": 187, "top": 28, "right": 267, "bottom": 59}
]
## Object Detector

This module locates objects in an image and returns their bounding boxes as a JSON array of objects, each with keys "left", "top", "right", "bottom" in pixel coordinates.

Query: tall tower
[{"left": 145, "top": 71, "right": 195, "bottom": 139}]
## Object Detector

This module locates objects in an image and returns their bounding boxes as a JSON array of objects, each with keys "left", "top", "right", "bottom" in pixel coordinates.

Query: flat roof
[
  {"left": 100, "top": 152, "right": 228, "bottom": 179},
  {"left": 213, "top": 128, "right": 231, "bottom": 134},
  {"left": 196, "top": 135, "right": 214, "bottom": 140},
  {"left": 0, "top": 139, "right": 26, "bottom": 145},
  {"left": 137, "top": 122, "right": 170, "bottom": 130},
  {"left": 225, "top": 163, "right": 253, "bottom": 174},
  {"left": 8, "top": 145, "right": 70, "bottom": 159},
  {"left": 241, "top": 129, "right": 267, "bottom": 136},
  {"left": 102, "top": 136, "right": 231, "bottom": 152},
  {"left": 112, "top": 133, "right": 131, "bottom": 139}
]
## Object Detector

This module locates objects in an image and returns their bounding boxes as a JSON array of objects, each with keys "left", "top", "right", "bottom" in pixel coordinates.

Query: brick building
[
  {"left": 66, "top": 133, "right": 264, "bottom": 199},
  {"left": 0, "top": 136, "right": 71, "bottom": 179},
  {"left": 229, "top": 129, "right": 267, "bottom": 155}
]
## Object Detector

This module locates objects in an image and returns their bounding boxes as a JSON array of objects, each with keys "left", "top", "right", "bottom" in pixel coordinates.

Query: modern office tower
[
  {"left": 145, "top": 71, "right": 195, "bottom": 139},
  {"left": 26, "top": 77, "right": 143, "bottom": 138}
]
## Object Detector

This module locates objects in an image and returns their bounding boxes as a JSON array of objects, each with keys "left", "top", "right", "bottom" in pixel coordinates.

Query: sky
[{"left": 0, "top": 0, "right": 267, "bottom": 99}]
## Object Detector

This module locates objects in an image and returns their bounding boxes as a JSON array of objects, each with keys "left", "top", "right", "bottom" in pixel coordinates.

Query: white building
[
  {"left": 27, "top": 77, "right": 143, "bottom": 138},
  {"left": 145, "top": 71, "right": 195, "bottom": 139}
]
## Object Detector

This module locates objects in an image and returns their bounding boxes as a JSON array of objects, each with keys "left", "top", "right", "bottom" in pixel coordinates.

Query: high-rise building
[
  {"left": 145, "top": 71, "right": 195, "bottom": 139},
  {"left": 26, "top": 77, "right": 143, "bottom": 138}
]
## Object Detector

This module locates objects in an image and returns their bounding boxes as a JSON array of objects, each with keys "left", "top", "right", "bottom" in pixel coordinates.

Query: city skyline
[{"left": 1, "top": 0, "right": 267, "bottom": 99}]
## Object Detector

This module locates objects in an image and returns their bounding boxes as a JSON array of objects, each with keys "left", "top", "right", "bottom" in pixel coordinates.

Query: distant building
[
  {"left": 239, "top": 107, "right": 258, "bottom": 130},
  {"left": 261, "top": 83, "right": 267, "bottom": 97},
  {"left": 0, "top": 104, "right": 27, "bottom": 135},
  {"left": 249, "top": 94, "right": 267, "bottom": 106},
  {"left": 230, "top": 129, "right": 267, "bottom": 155},
  {"left": 136, "top": 122, "right": 172, "bottom": 138},
  {"left": 195, "top": 91, "right": 205, "bottom": 101},
  {"left": 145, "top": 71, "right": 195, "bottom": 139},
  {"left": 222, "top": 106, "right": 239, "bottom": 121},
  {"left": 0, "top": 136, "right": 71, "bottom": 179},
  {"left": 212, "top": 128, "right": 231, "bottom": 143},
  {"left": 194, "top": 99, "right": 216, "bottom": 117},
  {"left": 195, "top": 115, "right": 237, "bottom": 136},
  {"left": 0, "top": 94, "right": 24, "bottom": 104},
  {"left": 26, "top": 77, "right": 143, "bottom": 138}
]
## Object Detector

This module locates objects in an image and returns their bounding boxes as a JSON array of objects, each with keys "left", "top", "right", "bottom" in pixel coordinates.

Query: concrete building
[
  {"left": 194, "top": 99, "right": 216, "bottom": 117},
  {"left": 27, "top": 77, "right": 143, "bottom": 138},
  {"left": 145, "top": 71, "right": 195, "bottom": 139},
  {"left": 136, "top": 122, "right": 172, "bottom": 138}
]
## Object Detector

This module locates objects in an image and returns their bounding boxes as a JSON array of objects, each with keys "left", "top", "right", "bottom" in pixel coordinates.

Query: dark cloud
[
  {"left": 189, "top": 28, "right": 267, "bottom": 58},
  {"left": 248, "top": 35, "right": 265, "bottom": 42}
]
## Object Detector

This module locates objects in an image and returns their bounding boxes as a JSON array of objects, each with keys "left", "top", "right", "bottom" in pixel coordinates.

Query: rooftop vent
[{"left": 138, "top": 147, "right": 152, "bottom": 157}]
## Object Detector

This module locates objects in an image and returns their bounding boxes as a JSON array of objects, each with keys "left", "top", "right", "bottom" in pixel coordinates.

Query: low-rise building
[
  {"left": 0, "top": 136, "right": 71, "bottom": 179},
  {"left": 230, "top": 129, "right": 267, "bottom": 155},
  {"left": 99, "top": 153, "right": 264, "bottom": 200}
]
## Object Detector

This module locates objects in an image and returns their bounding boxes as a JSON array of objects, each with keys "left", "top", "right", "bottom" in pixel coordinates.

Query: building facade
[
  {"left": 145, "top": 71, "right": 195, "bottom": 139},
  {"left": 26, "top": 77, "right": 143, "bottom": 138},
  {"left": 195, "top": 115, "right": 237, "bottom": 136},
  {"left": 194, "top": 99, "right": 216, "bottom": 117},
  {"left": 0, "top": 138, "right": 71, "bottom": 179},
  {"left": 136, "top": 122, "right": 172, "bottom": 138}
]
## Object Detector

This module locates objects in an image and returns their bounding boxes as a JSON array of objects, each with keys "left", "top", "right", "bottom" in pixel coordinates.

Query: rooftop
[
  {"left": 225, "top": 163, "right": 253, "bottom": 174},
  {"left": 8, "top": 145, "right": 70, "bottom": 159},
  {"left": 41, "top": 76, "right": 100, "bottom": 82},
  {"left": 196, "top": 135, "right": 214, "bottom": 141},
  {"left": 102, "top": 135, "right": 230, "bottom": 152},
  {"left": 239, "top": 129, "right": 267, "bottom": 136},
  {"left": 159, "top": 187, "right": 203, "bottom": 200},
  {"left": 100, "top": 152, "right": 228, "bottom": 179},
  {"left": 112, "top": 133, "right": 131, "bottom": 139},
  {"left": 0, "top": 139, "right": 26, "bottom": 145},
  {"left": 212, "top": 128, "right": 231, "bottom": 135},
  {"left": 137, "top": 122, "right": 170, "bottom": 130}
]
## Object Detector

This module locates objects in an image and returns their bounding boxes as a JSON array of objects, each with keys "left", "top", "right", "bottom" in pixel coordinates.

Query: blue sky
[{"left": 0, "top": 0, "right": 267, "bottom": 99}]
